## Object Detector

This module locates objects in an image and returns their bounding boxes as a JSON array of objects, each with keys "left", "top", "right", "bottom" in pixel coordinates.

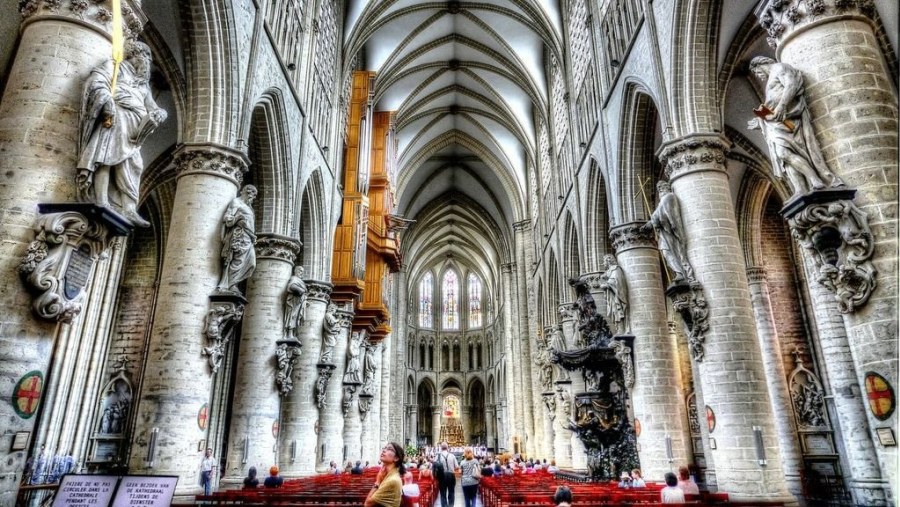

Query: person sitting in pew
[
  {"left": 264, "top": 466, "right": 284, "bottom": 488},
  {"left": 661, "top": 472, "right": 685, "bottom": 504},
  {"left": 242, "top": 466, "right": 259, "bottom": 489}
]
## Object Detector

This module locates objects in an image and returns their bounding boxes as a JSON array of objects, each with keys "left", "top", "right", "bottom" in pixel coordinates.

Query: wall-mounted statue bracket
[
  {"left": 666, "top": 283, "right": 709, "bottom": 362},
  {"left": 782, "top": 189, "right": 877, "bottom": 313},
  {"left": 202, "top": 293, "right": 246, "bottom": 374},
  {"left": 315, "top": 363, "right": 336, "bottom": 410},
  {"left": 275, "top": 339, "right": 302, "bottom": 396},
  {"left": 19, "top": 203, "right": 132, "bottom": 323}
]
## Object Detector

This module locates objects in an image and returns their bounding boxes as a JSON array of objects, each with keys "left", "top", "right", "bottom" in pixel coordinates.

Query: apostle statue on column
[
  {"left": 344, "top": 330, "right": 363, "bottom": 384},
  {"left": 77, "top": 40, "right": 167, "bottom": 227},
  {"left": 321, "top": 302, "right": 340, "bottom": 364},
  {"left": 747, "top": 56, "right": 844, "bottom": 199},
  {"left": 548, "top": 327, "right": 570, "bottom": 381},
  {"left": 598, "top": 254, "right": 629, "bottom": 334},
  {"left": 362, "top": 341, "right": 378, "bottom": 395},
  {"left": 216, "top": 185, "right": 258, "bottom": 294},
  {"left": 283, "top": 265, "right": 308, "bottom": 341},
  {"left": 642, "top": 181, "right": 695, "bottom": 286}
]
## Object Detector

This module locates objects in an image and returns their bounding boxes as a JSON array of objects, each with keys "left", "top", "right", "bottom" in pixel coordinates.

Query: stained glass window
[
  {"left": 419, "top": 272, "right": 433, "bottom": 328},
  {"left": 468, "top": 273, "right": 482, "bottom": 328},
  {"left": 442, "top": 270, "right": 459, "bottom": 330}
]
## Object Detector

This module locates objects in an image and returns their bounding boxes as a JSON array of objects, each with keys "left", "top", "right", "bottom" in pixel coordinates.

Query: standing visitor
[
  {"left": 436, "top": 442, "right": 459, "bottom": 507},
  {"left": 199, "top": 448, "right": 217, "bottom": 496}
]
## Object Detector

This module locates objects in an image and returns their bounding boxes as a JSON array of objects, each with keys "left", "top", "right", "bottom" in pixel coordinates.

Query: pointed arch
[
  {"left": 298, "top": 170, "right": 327, "bottom": 278},
  {"left": 584, "top": 158, "right": 611, "bottom": 272},
  {"left": 248, "top": 90, "right": 293, "bottom": 236},
  {"left": 616, "top": 82, "right": 663, "bottom": 225}
]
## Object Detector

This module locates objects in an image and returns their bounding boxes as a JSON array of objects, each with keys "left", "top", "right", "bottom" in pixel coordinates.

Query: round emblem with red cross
[
  {"left": 865, "top": 372, "right": 895, "bottom": 421},
  {"left": 198, "top": 403, "right": 209, "bottom": 430},
  {"left": 12, "top": 371, "right": 44, "bottom": 419},
  {"left": 272, "top": 421, "right": 279, "bottom": 438},
  {"left": 705, "top": 405, "right": 716, "bottom": 433},
  {"left": 634, "top": 418, "right": 642, "bottom": 437}
]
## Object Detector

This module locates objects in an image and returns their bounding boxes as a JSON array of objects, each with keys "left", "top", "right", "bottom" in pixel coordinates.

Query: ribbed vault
[{"left": 345, "top": 0, "right": 562, "bottom": 307}]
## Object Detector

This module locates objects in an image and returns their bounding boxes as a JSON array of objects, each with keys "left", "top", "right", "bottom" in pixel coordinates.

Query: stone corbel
[
  {"left": 358, "top": 393, "right": 374, "bottom": 421},
  {"left": 275, "top": 339, "right": 302, "bottom": 396},
  {"left": 202, "top": 293, "right": 246, "bottom": 374},
  {"left": 342, "top": 384, "right": 358, "bottom": 416},
  {"left": 19, "top": 204, "right": 131, "bottom": 323},
  {"left": 667, "top": 284, "right": 709, "bottom": 362},
  {"left": 783, "top": 190, "right": 876, "bottom": 313},
  {"left": 542, "top": 393, "right": 557, "bottom": 421},
  {"left": 315, "top": 363, "right": 336, "bottom": 410}
]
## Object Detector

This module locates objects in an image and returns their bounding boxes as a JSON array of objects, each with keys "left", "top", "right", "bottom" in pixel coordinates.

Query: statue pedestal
[
  {"left": 780, "top": 188, "right": 856, "bottom": 219},
  {"left": 19, "top": 203, "right": 133, "bottom": 322}
]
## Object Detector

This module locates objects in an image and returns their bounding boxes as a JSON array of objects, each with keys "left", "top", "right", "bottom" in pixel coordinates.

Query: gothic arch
[
  {"left": 298, "top": 170, "right": 327, "bottom": 278},
  {"left": 248, "top": 90, "right": 294, "bottom": 236},
  {"left": 546, "top": 248, "right": 561, "bottom": 327},
  {"left": 562, "top": 211, "right": 581, "bottom": 285},
  {"left": 669, "top": 0, "right": 723, "bottom": 136},
  {"left": 180, "top": 0, "right": 242, "bottom": 146},
  {"left": 616, "top": 82, "right": 662, "bottom": 225},
  {"left": 584, "top": 158, "right": 611, "bottom": 272}
]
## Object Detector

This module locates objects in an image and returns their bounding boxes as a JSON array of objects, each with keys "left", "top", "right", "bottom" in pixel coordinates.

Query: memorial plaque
[
  {"left": 111, "top": 475, "right": 178, "bottom": 507},
  {"left": 51, "top": 474, "right": 118, "bottom": 507},
  {"left": 64, "top": 246, "right": 94, "bottom": 300}
]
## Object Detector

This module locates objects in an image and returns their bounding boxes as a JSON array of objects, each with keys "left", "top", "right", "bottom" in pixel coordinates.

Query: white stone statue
[
  {"left": 283, "top": 265, "right": 307, "bottom": 341},
  {"left": 548, "top": 327, "right": 570, "bottom": 381},
  {"left": 344, "top": 330, "right": 363, "bottom": 383},
  {"left": 599, "top": 254, "right": 629, "bottom": 334},
  {"left": 321, "top": 301, "right": 340, "bottom": 363},
  {"left": 747, "top": 56, "right": 844, "bottom": 199},
  {"left": 362, "top": 341, "right": 378, "bottom": 394},
  {"left": 216, "top": 185, "right": 258, "bottom": 294},
  {"left": 642, "top": 180, "right": 695, "bottom": 285},
  {"left": 77, "top": 40, "right": 167, "bottom": 227}
]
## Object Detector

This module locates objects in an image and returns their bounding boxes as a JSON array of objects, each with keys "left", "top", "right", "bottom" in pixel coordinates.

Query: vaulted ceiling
[{"left": 345, "top": 0, "right": 563, "bottom": 297}]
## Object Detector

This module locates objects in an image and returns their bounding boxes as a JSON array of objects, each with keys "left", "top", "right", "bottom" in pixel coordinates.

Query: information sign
[
  {"left": 110, "top": 475, "right": 178, "bottom": 507},
  {"left": 51, "top": 475, "right": 118, "bottom": 507}
]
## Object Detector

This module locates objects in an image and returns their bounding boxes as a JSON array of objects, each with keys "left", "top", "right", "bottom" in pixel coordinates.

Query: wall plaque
[
  {"left": 51, "top": 474, "right": 118, "bottom": 507},
  {"left": 111, "top": 476, "right": 178, "bottom": 507},
  {"left": 64, "top": 246, "right": 94, "bottom": 300}
]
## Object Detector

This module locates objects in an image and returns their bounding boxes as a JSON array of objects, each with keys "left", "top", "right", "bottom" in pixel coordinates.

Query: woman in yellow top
[{"left": 365, "top": 442, "right": 406, "bottom": 507}]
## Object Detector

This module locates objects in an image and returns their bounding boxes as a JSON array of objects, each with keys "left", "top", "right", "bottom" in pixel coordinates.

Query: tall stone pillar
[
  {"left": 608, "top": 223, "right": 691, "bottom": 481},
  {"left": 485, "top": 404, "right": 496, "bottom": 451},
  {"left": 279, "top": 281, "right": 331, "bottom": 476},
  {"left": 559, "top": 305, "right": 588, "bottom": 469},
  {"left": 379, "top": 336, "right": 392, "bottom": 444},
  {"left": 222, "top": 236, "right": 301, "bottom": 483},
  {"left": 746, "top": 267, "right": 805, "bottom": 500},
  {"left": 361, "top": 341, "right": 383, "bottom": 462},
  {"left": 514, "top": 220, "right": 539, "bottom": 451},
  {"left": 317, "top": 303, "right": 353, "bottom": 470},
  {"left": 0, "top": 6, "right": 141, "bottom": 502},
  {"left": 801, "top": 259, "right": 889, "bottom": 505},
  {"left": 761, "top": 2, "right": 898, "bottom": 492},
  {"left": 658, "top": 136, "right": 791, "bottom": 502},
  {"left": 553, "top": 387, "right": 573, "bottom": 467},
  {"left": 432, "top": 408, "right": 442, "bottom": 446},
  {"left": 128, "top": 145, "right": 248, "bottom": 494}
]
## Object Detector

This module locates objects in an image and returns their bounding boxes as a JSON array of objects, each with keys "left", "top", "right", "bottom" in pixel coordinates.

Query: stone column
[
  {"left": 432, "top": 408, "right": 442, "bottom": 446},
  {"left": 761, "top": 2, "right": 898, "bottom": 491},
  {"left": 659, "top": 136, "right": 791, "bottom": 502},
  {"left": 128, "top": 145, "right": 248, "bottom": 495},
  {"left": 485, "top": 404, "right": 496, "bottom": 451},
  {"left": 802, "top": 259, "right": 889, "bottom": 505},
  {"left": 608, "top": 223, "right": 691, "bottom": 481},
  {"left": 553, "top": 386, "right": 573, "bottom": 467},
  {"left": 279, "top": 281, "right": 331, "bottom": 476},
  {"left": 0, "top": 6, "right": 140, "bottom": 501},
  {"left": 361, "top": 341, "right": 383, "bottom": 462},
  {"left": 380, "top": 336, "right": 392, "bottom": 443},
  {"left": 559, "top": 305, "right": 588, "bottom": 469},
  {"left": 222, "top": 236, "right": 301, "bottom": 483},
  {"left": 318, "top": 304, "right": 353, "bottom": 470},
  {"left": 746, "top": 266, "right": 805, "bottom": 500}
]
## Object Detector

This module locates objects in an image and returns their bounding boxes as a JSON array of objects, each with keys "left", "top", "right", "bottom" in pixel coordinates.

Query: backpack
[{"left": 432, "top": 454, "right": 445, "bottom": 482}]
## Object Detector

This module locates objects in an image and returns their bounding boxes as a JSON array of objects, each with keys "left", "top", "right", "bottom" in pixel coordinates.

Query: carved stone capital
[
  {"left": 274, "top": 339, "right": 301, "bottom": 396},
  {"left": 610, "top": 223, "right": 656, "bottom": 252},
  {"left": 500, "top": 262, "right": 517, "bottom": 274},
  {"left": 786, "top": 195, "right": 876, "bottom": 313},
  {"left": 315, "top": 363, "right": 336, "bottom": 410},
  {"left": 657, "top": 135, "right": 731, "bottom": 182},
  {"left": 255, "top": 234, "right": 302, "bottom": 264},
  {"left": 19, "top": 204, "right": 130, "bottom": 323},
  {"left": 20, "top": 0, "right": 144, "bottom": 39},
  {"left": 173, "top": 144, "right": 250, "bottom": 187},
  {"left": 667, "top": 283, "right": 709, "bottom": 362},
  {"left": 202, "top": 295, "right": 246, "bottom": 374},
  {"left": 577, "top": 272, "right": 604, "bottom": 292},
  {"left": 513, "top": 219, "right": 532, "bottom": 231},
  {"left": 746, "top": 266, "right": 769, "bottom": 284},
  {"left": 358, "top": 393, "right": 374, "bottom": 420},
  {"left": 306, "top": 280, "right": 334, "bottom": 303},
  {"left": 759, "top": 0, "right": 876, "bottom": 50}
]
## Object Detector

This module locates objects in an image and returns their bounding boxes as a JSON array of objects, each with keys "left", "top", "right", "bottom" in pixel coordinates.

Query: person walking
[
  {"left": 436, "top": 442, "right": 459, "bottom": 507},
  {"left": 459, "top": 447, "right": 481, "bottom": 507},
  {"left": 199, "top": 448, "right": 217, "bottom": 496}
]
